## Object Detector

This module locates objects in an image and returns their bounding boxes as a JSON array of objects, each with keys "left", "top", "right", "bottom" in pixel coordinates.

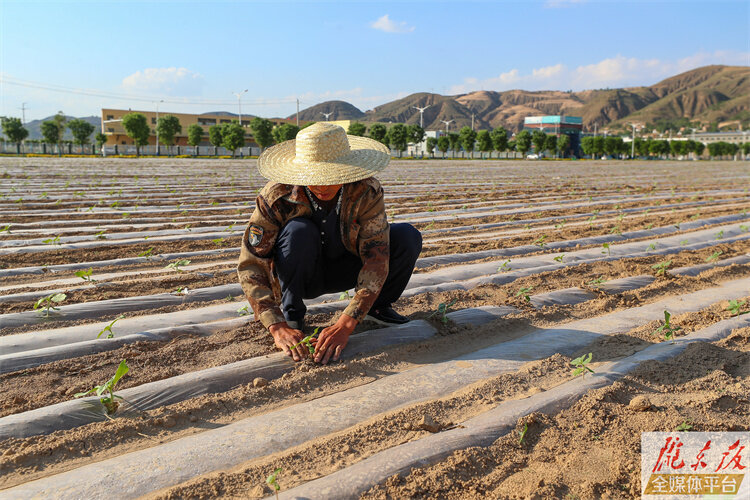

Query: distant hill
[
  {"left": 20, "top": 115, "right": 100, "bottom": 141},
  {"left": 293, "top": 65, "right": 749, "bottom": 132},
  {"left": 290, "top": 100, "right": 365, "bottom": 122}
]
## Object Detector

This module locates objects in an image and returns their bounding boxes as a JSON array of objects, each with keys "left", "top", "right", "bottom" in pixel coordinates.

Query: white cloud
[
  {"left": 448, "top": 51, "right": 750, "bottom": 94},
  {"left": 371, "top": 14, "right": 415, "bottom": 34},
  {"left": 121, "top": 67, "right": 205, "bottom": 96}
]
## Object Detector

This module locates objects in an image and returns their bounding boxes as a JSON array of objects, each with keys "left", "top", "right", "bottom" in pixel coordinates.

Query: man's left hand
[{"left": 313, "top": 313, "right": 358, "bottom": 364}]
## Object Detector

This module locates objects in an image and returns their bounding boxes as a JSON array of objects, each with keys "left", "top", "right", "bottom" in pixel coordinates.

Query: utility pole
[
  {"left": 412, "top": 105, "right": 430, "bottom": 128},
  {"left": 631, "top": 123, "right": 637, "bottom": 159},
  {"left": 154, "top": 99, "right": 163, "bottom": 156},
  {"left": 321, "top": 112, "right": 333, "bottom": 121},
  {"left": 232, "top": 89, "right": 248, "bottom": 126},
  {"left": 19, "top": 103, "right": 27, "bottom": 125},
  {"left": 296, "top": 99, "right": 299, "bottom": 127}
]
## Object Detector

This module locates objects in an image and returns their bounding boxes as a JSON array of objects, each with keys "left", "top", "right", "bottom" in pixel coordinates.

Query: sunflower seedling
[
  {"left": 291, "top": 327, "right": 321, "bottom": 354},
  {"left": 0, "top": 224, "right": 10, "bottom": 233},
  {"left": 587, "top": 277, "right": 606, "bottom": 287},
  {"left": 427, "top": 299, "right": 458, "bottom": 324},
  {"left": 515, "top": 287, "right": 533, "bottom": 303},
  {"left": 339, "top": 290, "right": 351, "bottom": 300},
  {"left": 74, "top": 359, "right": 129, "bottom": 415},
  {"left": 237, "top": 305, "right": 250, "bottom": 316},
  {"left": 726, "top": 299, "right": 748, "bottom": 317},
  {"left": 646, "top": 243, "right": 656, "bottom": 251},
  {"left": 680, "top": 239, "right": 689, "bottom": 246},
  {"left": 42, "top": 235, "right": 61, "bottom": 246},
  {"left": 138, "top": 247, "right": 154, "bottom": 259},
  {"left": 601, "top": 242, "right": 611, "bottom": 256},
  {"left": 705, "top": 251, "right": 722, "bottom": 263},
  {"left": 75, "top": 267, "right": 96, "bottom": 282},
  {"left": 655, "top": 310, "right": 681, "bottom": 340},
  {"left": 95, "top": 230, "right": 107, "bottom": 240},
  {"left": 518, "top": 423, "right": 529, "bottom": 445},
  {"left": 715, "top": 230, "right": 724, "bottom": 240},
  {"left": 165, "top": 259, "right": 191, "bottom": 273},
  {"left": 34, "top": 293, "right": 67, "bottom": 317},
  {"left": 497, "top": 259, "right": 511, "bottom": 272},
  {"left": 571, "top": 352, "right": 594, "bottom": 378},
  {"left": 533, "top": 235, "right": 547, "bottom": 248},
  {"left": 651, "top": 260, "right": 672, "bottom": 277},
  {"left": 174, "top": 286, "right": 189, "bottom": 296},
  {"left": 97, "top": 314, "right": 125, "bottom": 339},
  {"left": 675, "top": 421, "right": 693, "bottom": 432},
  {"left": 266, "top": 467, "right": 282, "bottom": 500},
  {"left": 553, "top": 254, "right": 565, "bottom": 263},
  {"left": 211, "top": 237, "right": 226, "bottom": 246}
]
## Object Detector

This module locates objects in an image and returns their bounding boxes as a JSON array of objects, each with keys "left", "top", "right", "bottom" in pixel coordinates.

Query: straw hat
[{"left": 257, "top": 122, "right": 390, "bottom": 185}]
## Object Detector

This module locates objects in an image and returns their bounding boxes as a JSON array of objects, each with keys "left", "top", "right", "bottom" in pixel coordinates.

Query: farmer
[{"left": 238, "top": 122, "right": 422, "bottom": 365}]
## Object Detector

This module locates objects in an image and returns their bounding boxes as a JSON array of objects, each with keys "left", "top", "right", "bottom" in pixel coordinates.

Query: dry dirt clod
[
  {"left": 253, "top": 377, "right": 269, "bottom": 388},
  {"left": 342, "top": 444, "right": 354, "bottom": 453},
  {"left": 163, "top": 417, "right": 176, "bottom": 428},
  {"left": 418, "top": 415, "right": 441, "bottom": 433},
  {"left": 189, "top": 415, "right": 198, "bottom": 423},
  {"left": 628, "top": 395, "right": 652, "bottom": 411},
  {"left": 402, "top": 422, "right": 413, "bottom": 431}
]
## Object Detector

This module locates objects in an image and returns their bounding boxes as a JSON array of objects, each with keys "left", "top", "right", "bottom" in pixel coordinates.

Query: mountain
[
  {"left": 22, "top": 115, "right": 101, "bottom": 141},
  {"left": 293, "top": 65, "right": 749, "bottom": 132}
]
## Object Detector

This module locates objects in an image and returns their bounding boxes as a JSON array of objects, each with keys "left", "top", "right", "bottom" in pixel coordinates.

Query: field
[{"left": 1, "top": 157, "right": 749, "bottom": 499}]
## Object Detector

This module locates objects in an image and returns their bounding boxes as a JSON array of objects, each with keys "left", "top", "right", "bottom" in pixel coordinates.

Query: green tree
[
  {"left": 490, "top": 127, "right": 508, "bottom": 156},
  {"left": 603, "top": 136, "right": 622, "bottom": 157},
  {"left": 531, "top": 130, "right": 547, "bottom": 155},
  {"left": 692, "top": 141, "right": 705, "bottom": 157},
  {"left": 40, "top": 121, "right": 60, "bottom": 152},
  {"left": 95, "top": 132, "right": 107, "bottom": 151},
  {"left": 742, "top": 142, "right": 750, "bottom": 156},
  {"left": 1, "top": 117, "right": 29, "bottom": 154},
  {"left": 67, "top": 119, "right": 95, "bottom": 150},
  {"left": 208, "top": 125, "right": 223, "bottom": 155},
  {"left": 347, "top": 122, "right": 366, "bottom": 137},
  {"left": 447, "top": 132, "right": 460, "bottom": 158},
  {"left": 544, "top": 134, "right": 557, "bottom": 157},
  {"left": 272, "top": 123, "right": 300, "bottom": 144},
  {"left": 52, "top": 112, "right": 67, "bottom": 155},
  {"left": 515, "top": 130, "right": 532, "bottom": 156},
  {"left": 557, "top": 133, "right": 570, "bottom": 158},
  {"left": 425, "top": 136, "right": 437, "bottom": 157},
  {"left": 407, "top": 124, "right": 425, "bottom": 153},
  {"left": 187, "top": 124, "right": 203, "bottom": 155},
  {"left": 221, "top": 122, "right": 245, "bottom": 157},
  {"left": 458, "top": 126, "right": 477, "bottom": 158},
  {"left": 592, "top": 136, "right": 605, "bottom": 158},
  {"left": 381, "top": 129, "right": 391, "bottom": 149},
  {"left": 476, "top": 130, "right": 492, "bottom": 159},
  {"left": 368, "top": 123, "right": 387, "bottom": 143},
  {"left": 121, "top": 113, "right": 150, "bottom": 157},
  {"left": 388, "top": 123, "right": 408, "bottom": 157},
  {"left": 250, "top": 117, "right": 274, "bottom": 150},
  {"left": 156, "top": 115, "right": 182, "bottom": 154},
  {"left": 437, "top": 135, "right": 450, "bottom": 159}
]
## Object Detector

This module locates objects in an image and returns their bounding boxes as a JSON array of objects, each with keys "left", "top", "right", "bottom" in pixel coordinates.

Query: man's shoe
[
  {"left": 286, "top": 318, "right": 305, "bottom": 331},
  {"left": 365, "top": 306, "right": 410, "bottom": 326}
]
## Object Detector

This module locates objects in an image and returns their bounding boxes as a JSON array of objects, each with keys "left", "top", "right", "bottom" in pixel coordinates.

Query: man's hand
[
  {"left": 312, "top": 313, "right": 358, "bottom": 365},
  {"left": 268, "top": 322, "right": 308, "bottom": 362}
]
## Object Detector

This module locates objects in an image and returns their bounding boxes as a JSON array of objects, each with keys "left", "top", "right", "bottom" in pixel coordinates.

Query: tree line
[{"left": 1, "top": 113, "right": 106, "bottom": 155}]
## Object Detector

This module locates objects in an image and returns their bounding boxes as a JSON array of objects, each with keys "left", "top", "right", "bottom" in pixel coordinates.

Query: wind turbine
[
  {"left": 412, "top": 105, "right": 431, "bottom": 128},
  {"left": 440, "top": 119, "right": 454, "bottom": 133},
  {"left": 321, "top": 112, "right": 333, "bottom": 121}
]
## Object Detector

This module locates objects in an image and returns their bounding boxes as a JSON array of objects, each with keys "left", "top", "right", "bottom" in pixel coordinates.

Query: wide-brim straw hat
[{"left": 257, "top": 122, "right": 390, "bottom": 185}]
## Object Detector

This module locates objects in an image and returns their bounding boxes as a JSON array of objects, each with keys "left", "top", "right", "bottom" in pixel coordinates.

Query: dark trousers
[{"left": 274, "top": 219, "right": 422, "bottom": 322}]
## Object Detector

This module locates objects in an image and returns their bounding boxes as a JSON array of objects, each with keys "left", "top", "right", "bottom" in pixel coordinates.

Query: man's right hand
[{"left": 268, "top": 322, "right": 308, "bottom": 362}]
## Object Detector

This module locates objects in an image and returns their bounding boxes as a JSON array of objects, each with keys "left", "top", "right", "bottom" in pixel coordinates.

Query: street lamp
[
  {"left": 232, "top": 89, "right": 248, "bottom": 125},
  {"left": 154, "top": 99, "right": 164, "bottom": 156}
]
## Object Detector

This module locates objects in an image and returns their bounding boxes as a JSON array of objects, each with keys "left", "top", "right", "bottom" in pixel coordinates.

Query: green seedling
[
  {"left": 497, "top": 259, "right": 511, "bottom": 273},
  {"left": 424, "top": 220, "right": 435, "bottom": 230},
  {"left": 587, "top": 277, "right": 606, "bottom": 287},
  {"left": 224, "top": 295, "right": 236, "bottom": 302},
  {"left": 95, "top": 230, "right": 107, "bottom": 240},
  {"left": 655, "top": 310, "right": 681, "bottom": 340},
  {"left": 524, "top": 223, "right": 532, "bottom": 230},
  {"left": 644, "top": 223, "right": 654, "bottom": 230},
  {"left": 554, "top": 220, "right": 566, "bottom": 230},
  {"left": 715, "top": 230, "right": 724, "bottom": 240},
  {"left": 184, "top": 224, "right": 192, "bottom": 232},
  {"left": 174, "top": 286, "right": 189, "bottom": 296},
  {"left": 427, "top": 299, "right": 458, "bottom": 324},
  {"left": 97, "top": 314, "right": 125, "bottom": 339},
  {"left": 533, "top": 235, "right": 547, "bottom": 248},
  {"left": 210, "top": 200, "right": 219, "bottom": 206},
  {"left": 705, "top": 251, "right": 723, "bottom": 263},
  {"left": 601, "top": 242, "right": 611, "bottom": 256},
  {"left": 515, "top": 287, "right": 533, "bottom": 303},
  {"left": 651, "top": 260, "right": 672, "bottom": 277},
  {"left": 224, "top": 223, "right": 236, "bottom": 232},
  {"left": 165, "top": 259, "right": 191, "bottom": 273},
  {"left": 211, "top": 237, "right": 226, "bottom": 246},
  {"left": 609, "top": 224, "right": 622, "bottom": 235},
  {"left": 726, "top": 299, "right": 748, "bottom": 317},
  {"left": 0, "top": 224, "right": 10, "bottom": 233},
  {"left": 740, "top": 225, "right": 749, "bottom": 233},
  {"left": 42, "top": 235, "right": 61, "bottom": 246},
  {"left": 680, "top": 240, "right": 689, "bottom": 246},
  {"left": 646, "top": 243, "right": 657, "bottom": 251},
  {"left": 122, "top": 212, "right": 130, "bottom": 219},
  {"left": 138, "top": 247, "right": 154, "bottom": 259},
  {"left": 75, "top": 267, "right": 96, "bottom": 282},
  {"left": 518, "top": 423, "right": 529, "bottom": 445},
  {"left": 675, "top": 421, "right": 693, "bottom": 432},
  {"left": 34, "top": 292, "right": 67, "bottom": 317},
  {"left": 571, "top": 352, "right": 594, "bottom": 378},
  {"left": 74, "top": 359, "right": 129, "bottom": 415},
  {"left": 266, "top": 467, "right": 282, "bottom": 499},
  {"left": 339, "top": 290, "right": 351, "bottom": 300},
  {"left": 109, "top": 200, "right": 120, "bottom": 209},
  {"left": 291, "top": 327, "right": 321, "bottom": 354},
  {"left": 553, "top": 254, "right": 565, "bottom": 263},
  {"left": 237, "top": 305, "right": 250, "bottom": 316}
]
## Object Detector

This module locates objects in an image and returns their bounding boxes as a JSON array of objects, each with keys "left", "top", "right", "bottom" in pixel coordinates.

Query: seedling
[
  {"left": 553, "top": 253, "right": 565, "bottom": 263},
  {"left": 675, "top": 421, "right": 693, "bottom": 432},
  {"left": 515, "top": 287, "right": 533, "bottom": 303},
  {"left": 97, "top": 314, "right": 125, "bottom": 339},
  {"left": 94, "top": 230, "right": 107, "bottom": 240},
  {"left": 237, "top": 305, "right": 250, "bottom": 316},
  {"left": 646, "top": 243, "right": 656, "bottom": 251},
  {"left": 427, "top": 299, "right": 458, "bottom": 324},
  {"left": 224, "top": 294, "right": 236, "bottom": 302},
  {"left": 174, "top": 286, "right": 189, "bottom": 296},
  {"left": 740, "top": 225, "right": 749, "bottom": 233},
  {"left": 497, "top": 259, "right": 511, "bottom": 272},
  {"left": 138, "top": 247, "right": 154, "bottom": 259},
  {"left": 74, "top": 359, "right": 129, "bottom": 415},
  {"left": 42, "top": 235, "right": 61, "bottom": 246},
  {"left": 644, "top": 223, "right": 654, "bottom": 230},
  {"left": 680, "top": 240, "right": 689, "bottom": 246},
  {"left": 726, "top": 299, "right": 748, "bottom": 317},
  {"left": 601, "top": 242, "right": 611, "bottom": 256},
  {"left": 184, "top": 224, "right": 192, "bottom": 231},
  {"left": 266, "top": 467, "right": 282, "bottom": 499},
  {"left": 609, "top": 224, "right": 622, "bottom": 235},
  {"left": 34, "top": 292, "right": 67, "bottom": 317},
  {"left": 0, "top": 224, "right": 10, "bottom": 233},
  {"left": 554, "top": 220, "right": 566, "bottom": 230},
  {"left": 533, "top": 235, "right": 547, "bottom": 248},
  {"left": 224, "top": 223, "right": 236, "bottom": 232},
  {"left": 587, "top": 277, "right": 606, "bottom": 287},
  {"left": 518, "top": 423, "right": 529, "bottom": 445},
  {"left": 654, "top": 310, "right": 681, "bottom": 340},
  {"left": 651, "top": 260, "right": 672, "bottom": 277},
  {"left": 211, "top": 237, "right": 226, "bottom": 246},
  {"left": 291, "top": 327, "right": 321, "bottom": 354},
  {"left": 715, "top": 230, "right": 724, "bottom": 240},
  {"left": 339, "top": 290, "right": 351, "bottom": 300},
  {"left": 705, "top": 251, "right": 722, "bottom": 263},
  {"left": 75, "top": 267, "right": 96, "bottom": 282},
  {"left": 165, "top": 259, "right": 191, "bottom": 273},
  {"left": 571, "top": 352, "right": 594, "bottom": 378}
]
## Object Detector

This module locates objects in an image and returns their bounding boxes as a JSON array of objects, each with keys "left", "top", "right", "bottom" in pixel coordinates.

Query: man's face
[{"left": 307, "top": 184, "right": 343, "bottom": 201}]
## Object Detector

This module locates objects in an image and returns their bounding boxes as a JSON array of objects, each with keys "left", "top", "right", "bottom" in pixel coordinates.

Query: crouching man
[{"left": 238, "top": 123, "right": 422, "bottom": 364}]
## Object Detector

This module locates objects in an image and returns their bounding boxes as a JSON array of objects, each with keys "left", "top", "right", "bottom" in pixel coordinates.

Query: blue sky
[{"left": 1, "top": 0, "right": 748, "bottom": 121}]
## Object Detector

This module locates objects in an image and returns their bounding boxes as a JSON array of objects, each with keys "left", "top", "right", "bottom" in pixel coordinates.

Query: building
[
  {"left": 693, "top": 131, "right": 749, "bottom": 145},
  {"left": 100, "top": 108, "right": 303, "bottom": 147},
  {"left": 523, "top": 115, "right": 583, "bottom": 154}
]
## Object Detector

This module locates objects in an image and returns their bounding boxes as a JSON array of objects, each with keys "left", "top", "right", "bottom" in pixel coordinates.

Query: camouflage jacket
[{"left": 237, "top": 177, "right": 389, "bottom": 328}]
